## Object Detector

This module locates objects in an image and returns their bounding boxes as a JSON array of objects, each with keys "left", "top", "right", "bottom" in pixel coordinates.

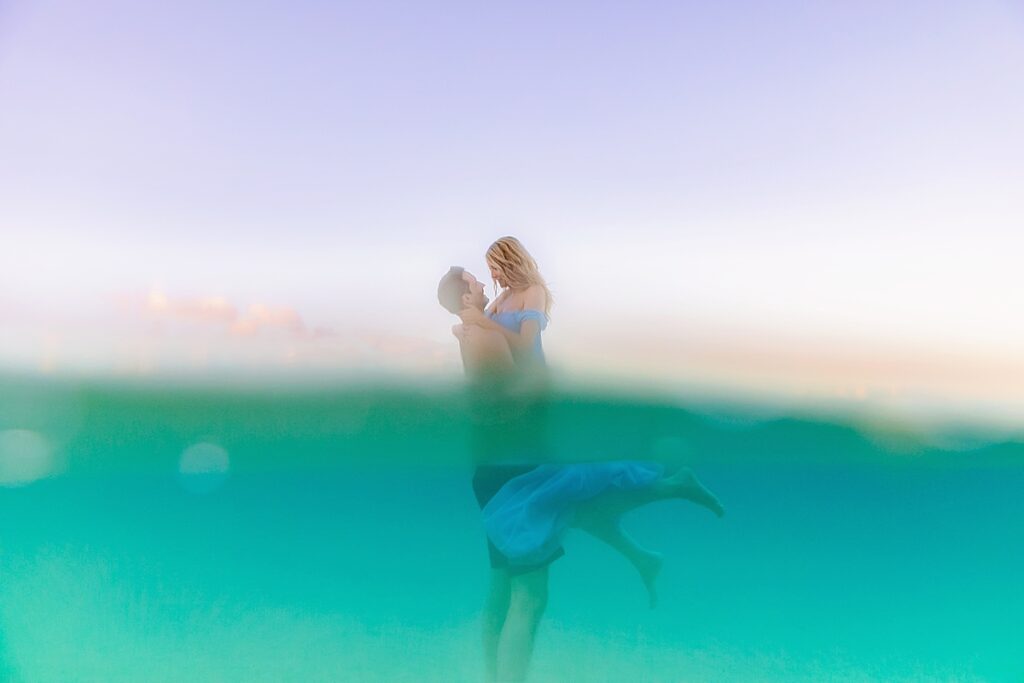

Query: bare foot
[{"left": 667, "top": 467, "right": 725, "bottom": 517}]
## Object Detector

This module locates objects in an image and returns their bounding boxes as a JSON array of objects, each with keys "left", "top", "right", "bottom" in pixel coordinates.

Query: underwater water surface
[{"left": 0, "top": 374, "right": 1021, "bottom": 682}]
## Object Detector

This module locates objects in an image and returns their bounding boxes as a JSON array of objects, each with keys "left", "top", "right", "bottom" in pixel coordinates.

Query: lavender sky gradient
[{"left": 1, "top": 1, "right": 1023, "bottom": 412}]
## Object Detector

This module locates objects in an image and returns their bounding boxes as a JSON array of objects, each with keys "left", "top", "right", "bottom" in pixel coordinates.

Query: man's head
[{"left": 438, "top": 266, "right": 489, "bottom": 314}]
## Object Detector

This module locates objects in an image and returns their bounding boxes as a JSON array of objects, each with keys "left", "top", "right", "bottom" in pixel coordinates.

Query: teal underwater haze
[{"left": 0, "top": 373, "right": 1021, "bottom": 682}]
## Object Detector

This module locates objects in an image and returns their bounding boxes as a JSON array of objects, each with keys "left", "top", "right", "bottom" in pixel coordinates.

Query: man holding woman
[{"left": 438, "top": 236, "right": 724, "bottom": 682}]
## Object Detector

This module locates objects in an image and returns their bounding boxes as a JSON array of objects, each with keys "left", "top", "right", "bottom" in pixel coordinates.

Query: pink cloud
[
  {"left": 140, "top": 291, "right": 306, "bottom": 338},
  {"left": 144, "top": 291, "right": 238, "bottom": 324},
  {"left": 230, "top": 304, "right": 306, "bottom": 337},
  {"left": 105, "top": 290, "right": 456, "bottom": 374}
]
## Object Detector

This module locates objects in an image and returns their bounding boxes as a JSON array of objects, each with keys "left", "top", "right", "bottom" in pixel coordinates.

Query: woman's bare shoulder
[{"left": 521, "top": 285, "right": 547, "bottom": 310}]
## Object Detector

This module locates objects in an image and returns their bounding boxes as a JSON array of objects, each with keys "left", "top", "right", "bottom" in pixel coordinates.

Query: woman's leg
[
  {"left": 583, "top": 466, "right": 725, "bottom": 520},
  {"left": 572, "top": 504, "right": 664, "bottom": 607},
  {"left": 496, "top": 566, "right": 549, "bottom": 682},
  {"left": 569, "top": 467, "right": 723, "bottom": 607}
]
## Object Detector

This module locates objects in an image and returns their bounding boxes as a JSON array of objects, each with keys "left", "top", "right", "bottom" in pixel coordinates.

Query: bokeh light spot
[
  {"left": 178, "top": 442, "right": 230, "bottom": 494},
  {"left": 0, "top": 429, "right": 55, "bottom": 487}
]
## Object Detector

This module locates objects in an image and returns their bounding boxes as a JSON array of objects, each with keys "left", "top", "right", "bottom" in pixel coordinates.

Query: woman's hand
[{"left": 459, "top": 306, "right": 488, "bottom": 327}]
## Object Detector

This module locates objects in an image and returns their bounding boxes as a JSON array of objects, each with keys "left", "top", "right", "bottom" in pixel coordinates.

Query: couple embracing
[{"left": 437, "top": 236, "right": 724, "bottom": 682}]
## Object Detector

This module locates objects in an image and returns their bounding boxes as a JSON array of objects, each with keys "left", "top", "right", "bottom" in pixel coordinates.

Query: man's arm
[
  {"left": 453, "top": 323, "right": 515, "bottom": 376},
  {"left": 460, "top": 285, "right": 546, "bottom": 354}
]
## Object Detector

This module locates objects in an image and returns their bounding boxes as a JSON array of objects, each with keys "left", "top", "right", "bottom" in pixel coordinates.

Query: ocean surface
[{"left": 0, "top": 373, "right": 1021, "bottom": 682}]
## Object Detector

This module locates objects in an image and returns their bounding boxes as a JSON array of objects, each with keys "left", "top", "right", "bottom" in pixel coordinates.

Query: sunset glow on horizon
[{"left": 2, "top": 0, "right": 1022, "bottom": 423}]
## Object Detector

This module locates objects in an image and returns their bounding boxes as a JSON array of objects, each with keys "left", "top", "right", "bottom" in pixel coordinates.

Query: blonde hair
[{"left": 486, "top": 236, "right": 553, "bottom": 316}]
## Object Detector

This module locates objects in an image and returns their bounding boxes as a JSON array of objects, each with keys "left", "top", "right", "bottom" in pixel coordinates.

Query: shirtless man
[{"left": 439, "top": 266, "right": 725, "bottom": 681}]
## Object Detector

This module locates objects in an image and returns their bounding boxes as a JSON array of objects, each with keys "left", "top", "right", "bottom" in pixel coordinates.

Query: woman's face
[{"left": 487, "top": 261, "right": 506, "bottom": 288}]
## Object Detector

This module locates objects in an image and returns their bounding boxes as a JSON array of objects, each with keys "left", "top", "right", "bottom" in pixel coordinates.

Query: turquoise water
[{"left": 0, "top": 374, "right": 1021, "bottom": 682}]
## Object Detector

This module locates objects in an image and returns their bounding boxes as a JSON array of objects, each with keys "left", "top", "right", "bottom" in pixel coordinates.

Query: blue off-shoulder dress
[
  {"left": 481, "top": 308, "right": 665, "bottom": 569},
  {"left": 488, "top": 309, "right": 549, "bottom": 370}
]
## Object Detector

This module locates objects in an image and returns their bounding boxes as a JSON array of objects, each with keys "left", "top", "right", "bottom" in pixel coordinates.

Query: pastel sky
[{"left": 2, "top": 1, "right": 1023, "bottom": 418}]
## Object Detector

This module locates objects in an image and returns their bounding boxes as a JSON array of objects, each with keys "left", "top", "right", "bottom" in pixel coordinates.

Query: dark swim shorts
[{"left": 472, "top": 464, "right": 566, "bottom": 574}]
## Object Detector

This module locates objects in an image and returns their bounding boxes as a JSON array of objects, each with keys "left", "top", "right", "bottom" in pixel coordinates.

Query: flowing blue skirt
[{"left": 482, "top": 461, "right": 665, "bottom": 567}]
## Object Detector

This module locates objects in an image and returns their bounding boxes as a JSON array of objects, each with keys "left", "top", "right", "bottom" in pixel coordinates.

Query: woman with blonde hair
[
  {"left": 458, "top": 236, "right": 552, "bottom": 370},
  {"left": 458, "top": 236, "right": 723, "bottom": 682}
]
